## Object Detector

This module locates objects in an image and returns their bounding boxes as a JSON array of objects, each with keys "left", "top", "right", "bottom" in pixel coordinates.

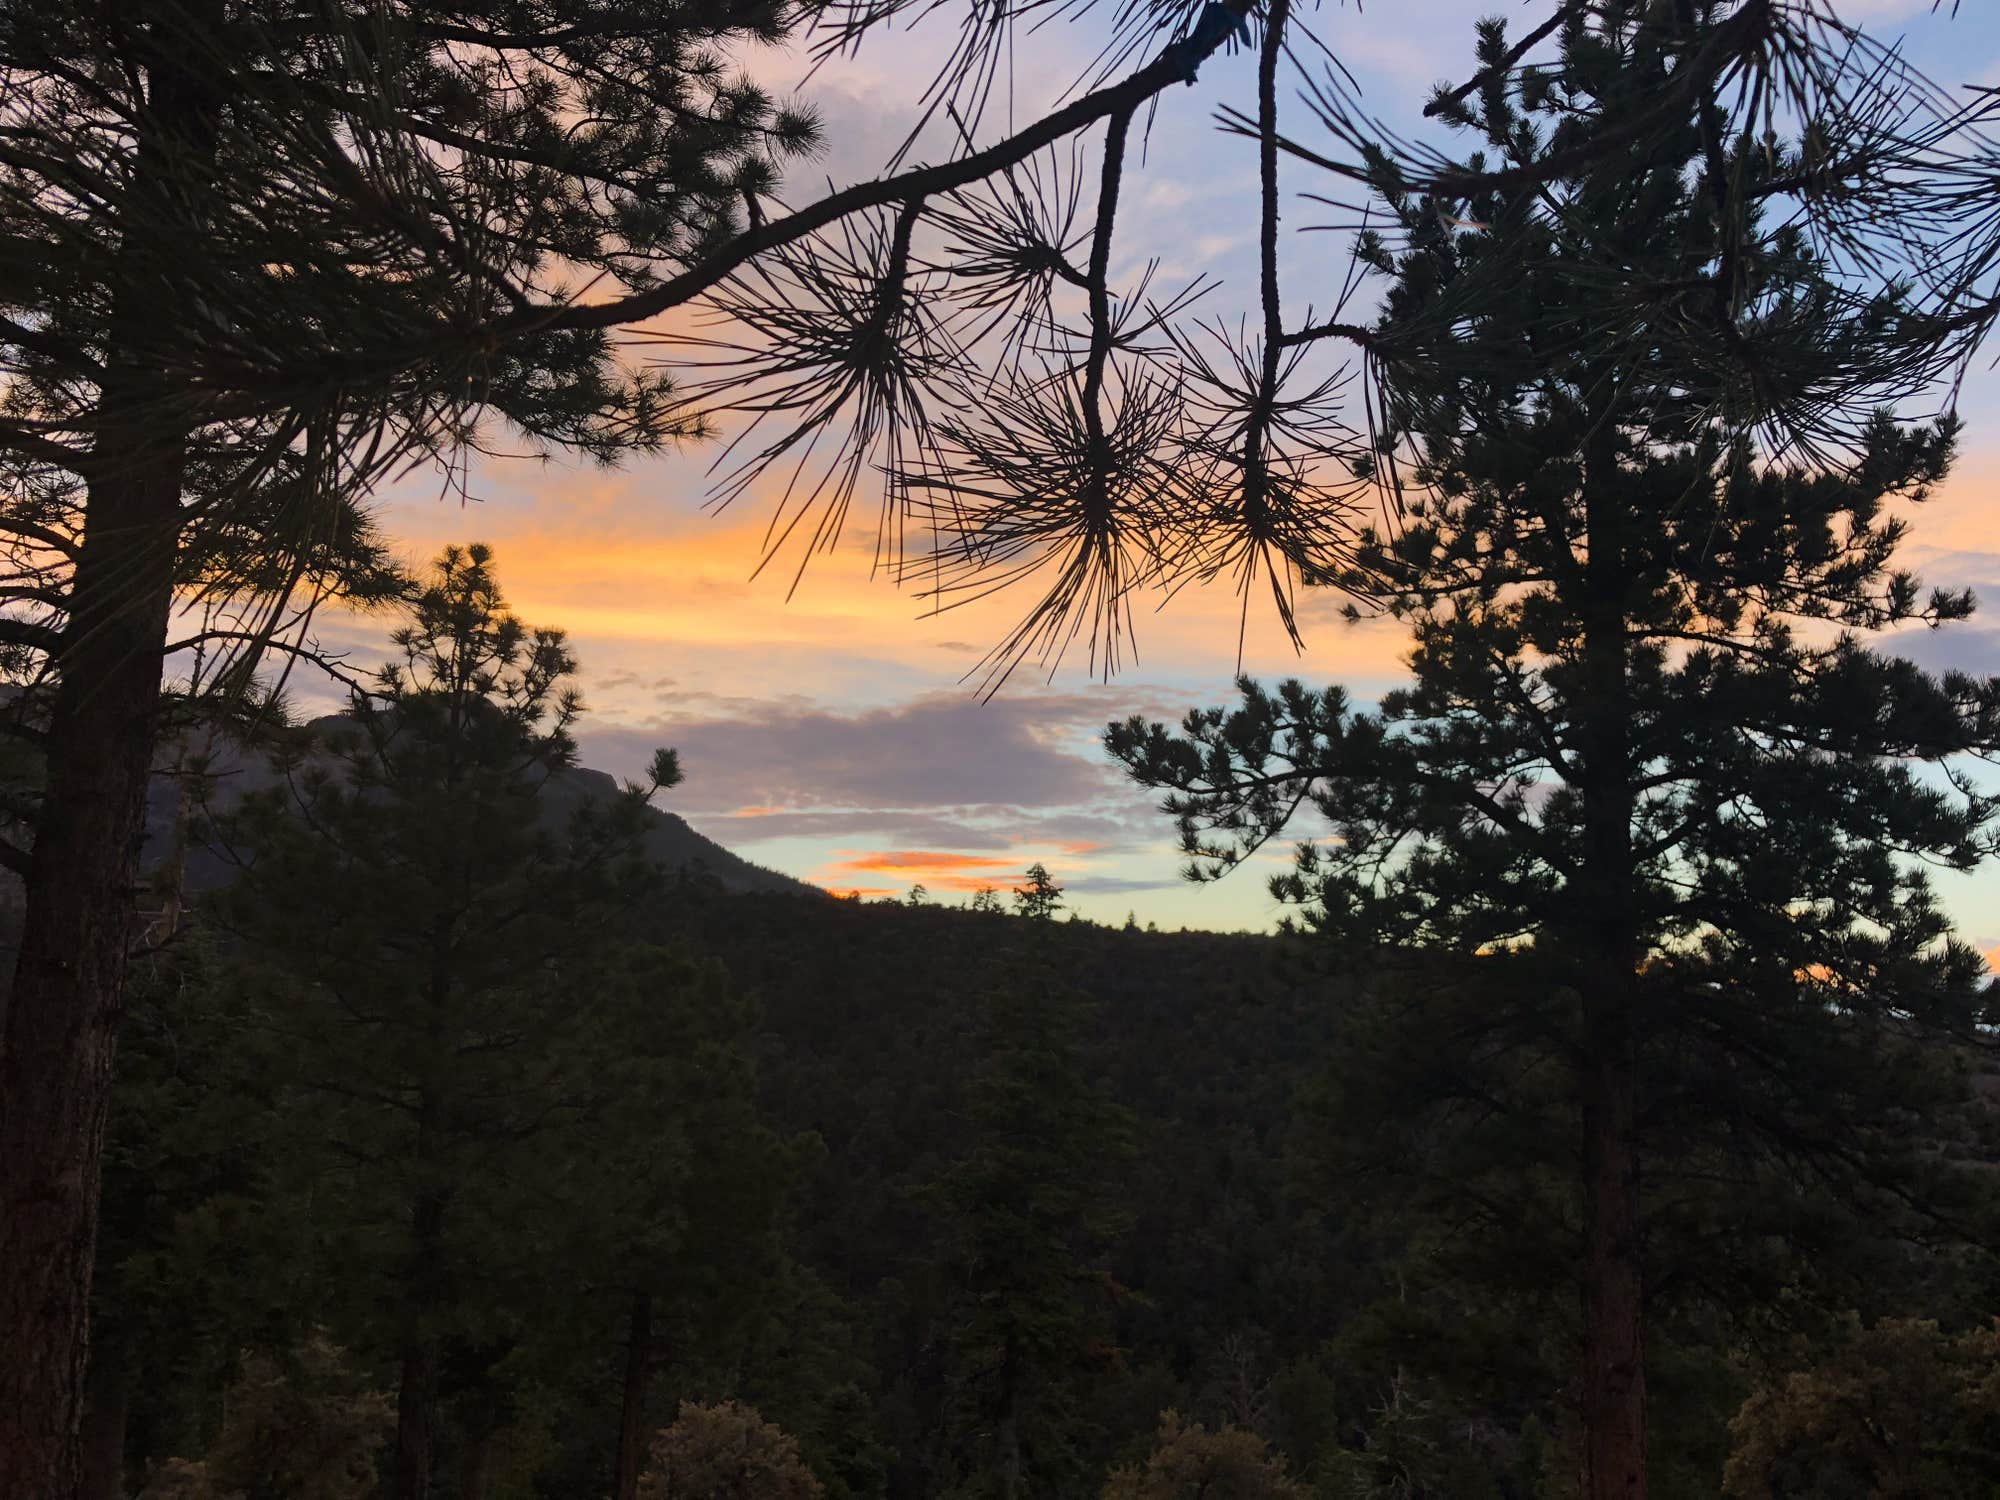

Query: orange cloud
[
  {"left": 814, "top": 846, "right": 1103, "bottom": 895},
  {"left": 369, "top": 450, "right": 1422, "bottom": 702},
  {"left": 834, "top": 850, "right": 1024, "bottom": 874},
  {"left": 1914, "top": 458, "right": 2000, "bottom": 557},
  {"left": 911, "top": 873, "right": 1015, "bottom": 893},
  {"left": 812, "top": 849, "right": 1060, "bottom": 895}
]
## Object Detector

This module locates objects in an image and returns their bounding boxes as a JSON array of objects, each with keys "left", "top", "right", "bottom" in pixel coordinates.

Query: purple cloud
[
  {"left": 580, "top": 690, "right": 1130, "bottom": 815},
  {"left": 1882, "top": 625, "right": 2000, "bottom": 678}
]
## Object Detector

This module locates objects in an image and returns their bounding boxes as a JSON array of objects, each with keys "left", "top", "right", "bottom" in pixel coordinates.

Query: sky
[{"left": 330, "top": 1, "right": 2000, "bottom": 951}]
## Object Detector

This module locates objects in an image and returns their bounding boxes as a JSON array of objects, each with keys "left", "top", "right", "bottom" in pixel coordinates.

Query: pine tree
[
  {"left": 1101, "top": 1411, "right": 1309, "bottom": 1500},
  {"left": 1012, "top": 865, "right": 1064, "bottom": 922},
  {"left": 926, "top": 962, "right": 1131, "bottom": 1499},
  {"left": 9, "top": 2, "right": 1996, "bottom": 1485},
  {"left": 555, "top": 943, "right": 796, "bottom": 1500},
  {"left": 202, "top": 545, "right": 685, "bottom": 1500},
  {"left": 1108, "top": 11, "right": 2000, "bottom": 1496},
  {"left": 85, "top": 935, "right": 321, "bottom": 1500},
  {"left": 7, "top": 5, "right": 1983, "bottom": 1481},
  {"left": 0, "top": 3, "right": 817, "bottom": 1474}
]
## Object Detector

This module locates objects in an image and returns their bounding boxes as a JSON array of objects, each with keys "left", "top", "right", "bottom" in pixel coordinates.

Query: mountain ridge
[{"left": 155, "top": 713, "right": 821, "bottom": 900}]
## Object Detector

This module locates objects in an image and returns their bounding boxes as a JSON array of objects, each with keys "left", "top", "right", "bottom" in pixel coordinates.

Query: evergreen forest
[{"left": 7, "top": 4, "right": 2000, "bottom": 1500}]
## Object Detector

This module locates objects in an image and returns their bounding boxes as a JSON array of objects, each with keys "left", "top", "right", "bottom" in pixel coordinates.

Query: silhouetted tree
[
  {"left": 1109, "top": 12, "right": 2000, "bottom": 1495},
  {"left": 84, "top": 932, "right": 322, "bottom": 1500},
  {"left": 203, "top": 546, "right": 685, "bottom": 1499},
  {"left": 0, "top": 2, "right": 1275, "bottom": 1472},
  {"left": 562, "top": 945, "right": 797, "bottom": 1500},
  {"left": 0, "top": 1, "right": 815, "bottom": 1476},
  {"left": 1013, "top": 865, "right": 1064, "bottom": 922},
  {"left": 927, "top": 963, "right": 1131, "bottom": 1499},
  {"left": 6, "top": 3, "right": 1998, "bottom": 1486}
]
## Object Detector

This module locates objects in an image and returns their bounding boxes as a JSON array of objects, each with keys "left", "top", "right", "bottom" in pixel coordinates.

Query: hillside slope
[{"left": 158, "top": 715, "right": 819, "bottom": 900}]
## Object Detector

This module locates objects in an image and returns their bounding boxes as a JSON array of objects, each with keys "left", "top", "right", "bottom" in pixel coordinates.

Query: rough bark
[
  {"left": 394, "top": 1165, "right": 447, "bottom": 1500},
  {"left": 0, "top": 10, "right": 221, "bottom": 1493},
  {"left": 0, "top": 605, "right": 169, "bottom": 1497},
  {"left": 613, "top": 1289, "right": 657, "bottom": 1500},
  {"left": 0, "top": 248, "right": 195, "bottom": 1500},
  {"left": 1575, "top": 420, "right": 1646, "bottom": 1500},
  {"left": 1579, "top": 1043, "right": 1646, "bottom": 1500}
]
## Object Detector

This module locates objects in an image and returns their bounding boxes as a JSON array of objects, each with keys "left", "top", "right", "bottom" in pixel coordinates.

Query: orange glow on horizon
[
  {"left": 372, "top": 468, "right": 1423, "bottom": 690},
  {"left": 834, "top": 851, "right": 1024, "bottom": 874},
  {"left": 809, "top": 847, "right": 1092, "bottom": 895},
  {"left": 819, "top": 885, "right": 900, "bottom": 901},
  {"left": 891, "top": 873, "right": 1015, "bottom": 893},
  {"left": 823, "top": 852, "right": 1027, "bottom": 893}
]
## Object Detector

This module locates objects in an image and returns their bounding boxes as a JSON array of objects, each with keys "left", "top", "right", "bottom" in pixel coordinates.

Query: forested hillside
[
  {"left": 680, "top": 893, "right": 2000, "bottom": 1499},
  {"left": 13, "top": 5, "right": 2000, "bottom": 1498},
  {"left": 156, "top": 720, "right": 816, "bottom": 904},
  {"left": 28, "top": 547, "right": 1996, "bottom": 1500},
  {"left": 87, "top": 846, "right": 2000, "bottom": 1499}
]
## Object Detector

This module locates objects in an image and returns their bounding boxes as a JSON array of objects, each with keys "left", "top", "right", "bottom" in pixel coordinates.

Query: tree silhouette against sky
[{"left": 8, "top": 2, "right": 2000, "bottom": 1493}]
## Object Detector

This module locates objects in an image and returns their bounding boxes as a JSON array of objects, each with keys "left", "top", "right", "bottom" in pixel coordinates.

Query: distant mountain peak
[{"left": 149, "top": 716, "right": 821, "bottom": 901}]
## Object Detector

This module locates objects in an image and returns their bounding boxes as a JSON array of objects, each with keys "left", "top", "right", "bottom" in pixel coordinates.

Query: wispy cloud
[
  {"left": 589, "top": 689, "right": 1124, "bottom": 814},
  {"left": 835, "top": 850, "right": 1023, "bottom": 873},
  {"left": 703, "top": 805, "right": 1142, "bottom": 852},
  {"left": 1882, "top": 624, "right": 2000, "bottom": 677},
  {"left": 823, "top": 849, "right": 1028, "bottom": 893}
]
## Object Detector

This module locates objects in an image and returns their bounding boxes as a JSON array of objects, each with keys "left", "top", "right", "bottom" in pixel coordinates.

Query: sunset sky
[{"left": 336, "top": 2, "right": 2000, "bottom": 952}]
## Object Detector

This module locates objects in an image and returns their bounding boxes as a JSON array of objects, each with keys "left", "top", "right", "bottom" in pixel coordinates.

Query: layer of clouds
[
  {"left": 826, "top": 850, "right": 1036, "bottom": 893},
  {"left": 1065, "top": 873, "right": 1188, "bottom": 897},
  {"left": 583, "top": 689, "right": 1136, "bottom": 815},
  {"left": 701, "top": 804, "right": 1145, "bottom": 852},
  {"left": 1884, "top": 625, "right": 2000, "bottom": 677},
  {"left": 1906, "top": 547, "right": 2000, "bottom": 599}
]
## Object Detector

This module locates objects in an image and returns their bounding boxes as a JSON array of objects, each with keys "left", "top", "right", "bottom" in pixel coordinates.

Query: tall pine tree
[
  {"left": 926, "top": 956, "right": 1132, "bottom": 1500},
  {"left": 202, "top": 545, "right": 691, "bottom": 1499},
  {"left": 1109, "top": 11, "right": 2000, "bottom": 1497}
]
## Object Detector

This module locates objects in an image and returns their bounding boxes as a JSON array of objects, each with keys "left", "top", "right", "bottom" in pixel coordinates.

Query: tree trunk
[
  {"left": 0, "top": 302, "right": 194, "bottom": 1500},
  {"left": 1574, "top": 416, "right": 1645, "bottom": 1500},
  {"left": 458, "top": 1423, "right": 495, "bottom": 1500},
  {"left": 0, "top": 10, "right": 221, "bottom": 1492},
  {"left": 395, "top": 1163, "right": 448, "bottom": 1500},
  {"left": 76, "top": 1363, "right": 130, "bottom": 1500},
  {"left": 613, "top": 1290, "right": 657, "bottom": 1500},
  {"left": 994, "top": 1351, "right": 1020, "bottom": 1500},
  {"left": 396, "top": 1337, "right": 441, "bottom": 1500},
  {"left": 1579, "top": 1044, "right": 1645, "bottom": 1500}
]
